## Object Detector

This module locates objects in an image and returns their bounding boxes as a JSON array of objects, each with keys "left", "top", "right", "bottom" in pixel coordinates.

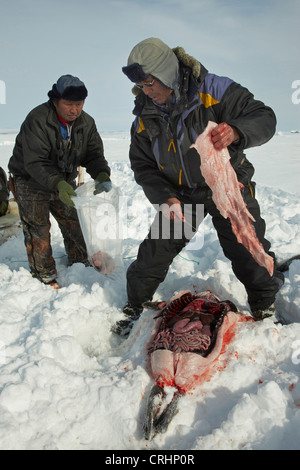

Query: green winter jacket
[
  {"left": 129, "top": 47, "right": 276, "bottom": 205},
  {"left": 9, "top": 101, "right": 110, "bottom": 192}
]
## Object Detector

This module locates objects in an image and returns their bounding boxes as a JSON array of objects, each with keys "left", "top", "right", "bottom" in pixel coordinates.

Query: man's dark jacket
[
  {"left": 9, "top": 101, "right": 110, "bottom": 192},
  {"left": 129, "top": 47, "right": 276, "bottom": 205}
]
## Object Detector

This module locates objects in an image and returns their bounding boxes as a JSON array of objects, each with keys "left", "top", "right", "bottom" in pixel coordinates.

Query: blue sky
[{"left": 0, "top": 0, "right": 299, "bottom": 132}]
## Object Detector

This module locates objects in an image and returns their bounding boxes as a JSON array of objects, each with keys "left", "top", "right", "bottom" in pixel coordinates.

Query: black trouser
[
  {"left": 14, "top": 177, "right": 87, "bottom": 283},
  {"left": 127, "top": 183, "right": 283, "bottom": 312}
]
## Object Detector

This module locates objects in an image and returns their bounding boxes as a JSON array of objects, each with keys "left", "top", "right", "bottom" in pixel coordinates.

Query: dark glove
[
  {"left": 57, "top": 180, "right": 76, "bottom": 207},
  {"left": 94, "top": 172, "right": 112, "bottom": 195}
]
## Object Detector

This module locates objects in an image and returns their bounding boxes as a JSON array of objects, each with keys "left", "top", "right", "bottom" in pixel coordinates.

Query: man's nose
[{"left": 142, "top": 85, "right": 152, "bottom": 95}]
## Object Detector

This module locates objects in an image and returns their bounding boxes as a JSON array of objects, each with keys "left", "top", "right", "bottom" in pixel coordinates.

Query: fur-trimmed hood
[
  {"left": 173, "top": 47, "right": 201, "bottom": 80},
  {"left": 131, "top": 46, "right": 206, "bottom": 96}
]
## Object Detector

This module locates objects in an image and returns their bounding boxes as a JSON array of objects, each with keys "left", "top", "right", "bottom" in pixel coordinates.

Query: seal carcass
[{"left": 143, "top": 290, "right": 251, "bottom": 440}]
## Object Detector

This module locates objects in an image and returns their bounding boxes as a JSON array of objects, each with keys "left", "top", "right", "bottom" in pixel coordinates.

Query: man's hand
[
  {"left": 211, "top": 122, "right": 239, "bottom": 150},
  {"left": 57, "top": 180, "right": 76, "bottom": 207},
  {"left": 94, "top": 172, "right": 112, "bottom": 195},
  {"left": 161, "top": 197, "right": 185, "bottom": 222}
]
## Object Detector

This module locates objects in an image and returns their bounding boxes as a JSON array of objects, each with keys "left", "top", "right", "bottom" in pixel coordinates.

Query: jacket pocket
[
  {"left": 235, "top": 156, "right": 255, "bottom": 185},
  {"left": 183, "top": 147, "right": 206, "bottom": 187}
]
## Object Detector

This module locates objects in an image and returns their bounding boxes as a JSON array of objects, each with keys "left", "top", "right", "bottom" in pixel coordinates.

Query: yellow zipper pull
[
  {"left": 179, "top": 169, "right": 183, "bottom": 185},
  {"left": 168, "top": 139, "right": 176, "bottom": 153}
]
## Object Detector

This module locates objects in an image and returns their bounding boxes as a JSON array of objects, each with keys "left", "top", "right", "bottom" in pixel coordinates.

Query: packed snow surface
[{"left": 0, "top": 130, "right": 299, "bottom": 450}]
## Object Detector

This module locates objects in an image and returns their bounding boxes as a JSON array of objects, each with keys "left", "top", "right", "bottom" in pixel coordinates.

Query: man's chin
[{"left": 152, "top": 97, "right": 164, "bottom": 105}]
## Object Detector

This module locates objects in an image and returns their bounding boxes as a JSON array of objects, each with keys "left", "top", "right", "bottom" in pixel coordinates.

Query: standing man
[
  {"left": 9, "top": 75, "right": 111, "bottom": 285},
  {"left": 115, "top": 37, "right": 284, "bottom": 335}
]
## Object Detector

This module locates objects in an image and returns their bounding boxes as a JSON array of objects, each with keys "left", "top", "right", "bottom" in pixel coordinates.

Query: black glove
[{"left": 94, "top": 172, "right": 112, "bottom": 195}]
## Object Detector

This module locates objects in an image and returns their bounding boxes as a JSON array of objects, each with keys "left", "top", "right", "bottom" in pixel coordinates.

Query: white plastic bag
[{"left": 73, "top": 180, "right": 123, "bottom": 275}]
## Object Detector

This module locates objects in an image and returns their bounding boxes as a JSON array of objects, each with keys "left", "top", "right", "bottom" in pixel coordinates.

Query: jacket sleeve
[
  {"left": 81, "top": 120, "right": 111, "bottom": 179},
  {"left": 218, "top": 82, "right": 277, "bottom": 149},
  {"left": 129, "top": 122, "right": 179, "bottom": 205}
]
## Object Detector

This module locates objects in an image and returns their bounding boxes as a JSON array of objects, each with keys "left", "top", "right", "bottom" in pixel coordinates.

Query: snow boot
[
  {"left": 111, "top": 302, "right": 143, "bottom": 337},
  {"left": 252, "top": 303, "right": 276, "bottom": 322},
  {"left": 47, "top": 281, "right": 60, "bottom": 290},
  {"left": 31, "top": 271, "right": 60, "bottom": 289}
]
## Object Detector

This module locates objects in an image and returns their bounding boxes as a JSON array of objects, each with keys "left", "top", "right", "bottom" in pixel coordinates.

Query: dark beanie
[{"left": 48, "top": 75, "right": 88, "bottom": 101}]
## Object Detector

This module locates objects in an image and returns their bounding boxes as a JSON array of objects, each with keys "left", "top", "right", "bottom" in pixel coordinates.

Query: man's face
[
  {"left": 54, "top": 99, "right": 84, "bottom": 122},
  {"left": 137, "top": 75, "right": 173, "bottom": 105}
]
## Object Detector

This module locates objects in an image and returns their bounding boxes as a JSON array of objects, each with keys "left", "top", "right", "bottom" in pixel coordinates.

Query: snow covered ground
[{"left": 0, "top": 129, "right": 300, "bottom": 451}]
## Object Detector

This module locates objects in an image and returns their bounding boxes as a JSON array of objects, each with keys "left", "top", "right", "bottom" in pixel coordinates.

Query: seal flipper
[
  {"left": 143, "top": 384, "right": 164, "bottom": 440},
  {"left": 143, "top": 385, "right": 183, "bottom": 440},
  {"left": 152, "top": 390, "right": 182, "bottom": 437}
]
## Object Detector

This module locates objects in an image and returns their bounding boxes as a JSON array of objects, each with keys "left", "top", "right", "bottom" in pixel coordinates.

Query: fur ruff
[{"left": 172, "top": 47, "right": 201, "bottom": 79}]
